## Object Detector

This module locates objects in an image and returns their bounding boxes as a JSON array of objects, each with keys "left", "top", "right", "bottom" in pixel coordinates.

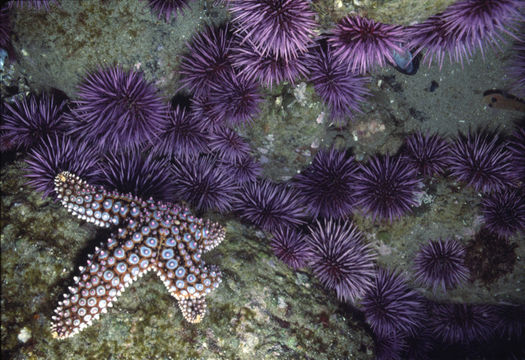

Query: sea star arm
[
  {"left": 198, "top": 220, "right": 226, "bottom": 253},
  {"left": 154, "top": 213, "right": 222, "bottom": 322},
  {"left": 155, "top": 256, "right": 222, "bottom": 323},
  {"left": 51, "top": 219, "right": 155, "bottom": 339},
  {"left": 177, "top": 298, "right": 208, "bottom": 324},
  {"left": 54, "top": 171, "right": 144, "bottom": 228}
]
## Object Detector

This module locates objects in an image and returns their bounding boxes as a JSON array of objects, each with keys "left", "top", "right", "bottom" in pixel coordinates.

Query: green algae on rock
[
  {"left": 312, "top": 0, "right": 456, "bottom": 29},
  {"left": 9, "top": 0, "right": 228, "bottom": 99}
]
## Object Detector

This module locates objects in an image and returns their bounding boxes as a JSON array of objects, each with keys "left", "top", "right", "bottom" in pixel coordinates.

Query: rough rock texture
[
  {"left": 8, "top": 0, "right": 228, "bottom": 99},
  {"left": 313, "top": 0, "right": 456, "bottom": 29},
  {"left": 1, "top": 162, "right": 374, "bottom": 359}
]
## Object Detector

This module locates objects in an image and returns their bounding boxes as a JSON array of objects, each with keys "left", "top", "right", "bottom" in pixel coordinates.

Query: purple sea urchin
[
  {"left": 306, "top": 219, "right": 376, "bottom": 302},
  {"left": 428, "top": 303, "right": 497, "bottom": 344},
  {"left": 329, "top": 15, "right": 406, "bottom": 74},
  {"left": 218, "top": 155, "right": 262, "bottom": 184},
  {"left": 208, "top": 126, "right": 251, "bottom": 163},
  {"left": 232, "top": 38, "right": 309, "bottom": 88},
  {"left": 374, "top": 334, "right": 407, "bottom": 360},
  {"left": 25, "top": 134, "right": 101, "bottom": 198},
  {"left": 406, "top": 14, "right": 459, "bottom": 68},
  {"left": 190, "top": 95, "right": 224, "bottom": 130},
  {"left": 401, "top": 132, "right": 450, "bottom": 178},
  {"left": 449, "top": 129, "right": 513, "bottom": 193},
  {"left": 151, "top": 105, "right": 208, "bottom": 159},
  {"left": 354, "top": 154, "right": 422, "bottom": 222},
  {"left": 66, "top": 66, "right": 167, "bottom": 152},
  {"left": 233, "top": 178, "right": 306, "bottom": 232},
  {"left": 229, "top": 0, "right": 316, "bottom": 62},
  {"left": 306, "top": 41, "right": 370, "bottom": 122},
  {"left": 179, "top": 25, "right": 234, "bottom": 97},
  {"left": 404, "top": 330, "right": 435, "bottom": 360},
  {"left": 172, "top": 155, "right": 237, "bottom": 213},
  {"left": 508, "top": 126, "right": 525, "bottom": 183},
  {"left": 407, "top": 0, "right": 523, "bottom": 68},
  {"left": 146, "top": 0, "right": 190, "bottom": 22},
  {"left": 191, "top": 70, "right": 262, "bottom": 128},
  {"left": 1, "top": 94, "right": 67, "bottom": 151},
  {"left": 480, "top": 187, "right": 525, "bottom": 238},
  {"left": 293, "top": 147, "right": 359, "bottom": 219},
  {"left": 7, "top": 0, "right": 58, "bottom": 10},
  {"left": 362, "top": 268, "right": 425, "bottom": 337},
  {"left": 270, "top": 226, "right": 310, "bottom": 270},
  {"left": 440, "top": 0, "right": 523, "bottom": 54},
  {"left": 207, "top": 73, "right": 262, "bottom": 127},
  {"left": 101, "top": 150, "right": 173, "bottom": 202},
  {"left": 494, "top": 304, "right": 525, "bottom": 340},
  {"left": 413, "top": 238, "right": 469, "bottom": 292}
]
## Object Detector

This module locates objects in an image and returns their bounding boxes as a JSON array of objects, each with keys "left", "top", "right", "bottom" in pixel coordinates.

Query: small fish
[
  {"left": 483, "top": 90, "right": 525, "bottom": 113},
  {"left": 391, "top": 48, "right": 420, "bottom": 75}
]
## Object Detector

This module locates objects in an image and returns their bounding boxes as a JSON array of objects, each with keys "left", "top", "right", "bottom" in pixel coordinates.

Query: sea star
[{"left": 50, "top": 171, "right": 225, "bottom": 339}]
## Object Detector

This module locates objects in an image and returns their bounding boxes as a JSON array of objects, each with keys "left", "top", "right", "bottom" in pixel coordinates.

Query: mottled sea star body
[{"left": 50, "top": 171, "right": 225, "bottom": 339}]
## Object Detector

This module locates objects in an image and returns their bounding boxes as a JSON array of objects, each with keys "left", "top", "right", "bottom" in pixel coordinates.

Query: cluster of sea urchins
[
  {"left": 1, "top": 0, "right": 525, "bottom": 358},
  {"left": 287, "top": 128, "right": 523, "bottom": 358}
]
